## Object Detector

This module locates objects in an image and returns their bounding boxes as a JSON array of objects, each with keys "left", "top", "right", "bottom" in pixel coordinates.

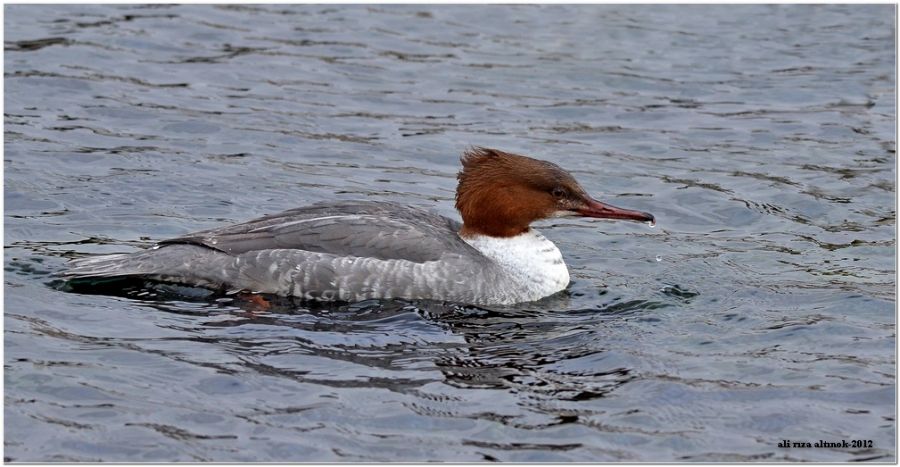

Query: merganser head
[{"left": 455, "top": 147, "right": 655, "bottom": 237}]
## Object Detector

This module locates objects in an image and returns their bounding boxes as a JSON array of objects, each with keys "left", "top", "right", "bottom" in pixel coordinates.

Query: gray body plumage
[{"left": 64, "top": 201, "right": 568, "bottom": 305}]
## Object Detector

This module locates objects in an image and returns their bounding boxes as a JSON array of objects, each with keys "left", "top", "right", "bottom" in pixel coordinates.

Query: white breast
[{"left": 461, "top": 229, "right": 570, "bottom": 302}]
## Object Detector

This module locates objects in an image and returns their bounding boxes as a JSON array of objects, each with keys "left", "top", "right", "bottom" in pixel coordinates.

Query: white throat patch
[{"left": 461, "top": 229, "right": 570, "bottom": 302}]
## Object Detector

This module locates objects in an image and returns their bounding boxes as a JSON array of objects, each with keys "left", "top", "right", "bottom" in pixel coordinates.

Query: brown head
[{"left": 455, "top": 147, "right": 654, "bottom": 237}]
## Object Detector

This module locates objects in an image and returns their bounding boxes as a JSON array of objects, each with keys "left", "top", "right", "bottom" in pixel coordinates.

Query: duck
[{"left": 64, "top": 147, "right": 654, "bottom": 305}]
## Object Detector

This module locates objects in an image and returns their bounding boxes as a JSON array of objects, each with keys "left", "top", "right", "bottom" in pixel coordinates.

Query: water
[{"left": 5, "top": 4, "right": 895, "bottom": 462}]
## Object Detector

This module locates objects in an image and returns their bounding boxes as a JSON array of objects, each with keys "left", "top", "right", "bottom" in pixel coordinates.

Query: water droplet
[{"left": 655, "top": 255, "right": 662, "bottom": 262}]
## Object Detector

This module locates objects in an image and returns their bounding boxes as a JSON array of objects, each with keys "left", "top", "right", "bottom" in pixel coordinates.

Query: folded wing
[{"left": 160, "top": 200, "right": 471, "bottom": 263}]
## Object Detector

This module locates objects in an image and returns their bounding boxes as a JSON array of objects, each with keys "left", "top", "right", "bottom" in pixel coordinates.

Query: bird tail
[
  {"left": 62, "top": 244, "right": 232, "bottom": 289},
  {"left": 65, "top": 253, "right": 143, "bottom": 278}
]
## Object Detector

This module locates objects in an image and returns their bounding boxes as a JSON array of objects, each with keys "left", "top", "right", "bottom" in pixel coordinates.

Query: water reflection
[{"left": 55, "top": 279, "right": 652, "bottom": 401}]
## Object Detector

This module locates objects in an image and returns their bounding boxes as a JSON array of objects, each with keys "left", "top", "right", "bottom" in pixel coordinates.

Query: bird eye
[{"left": 552, "top": 187, "right": 566, "bottom": 198}]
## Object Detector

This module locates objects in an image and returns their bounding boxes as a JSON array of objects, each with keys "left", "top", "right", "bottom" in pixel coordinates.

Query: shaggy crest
[{"left": 455, "top": 147, "right": 587, "bottom": 237}]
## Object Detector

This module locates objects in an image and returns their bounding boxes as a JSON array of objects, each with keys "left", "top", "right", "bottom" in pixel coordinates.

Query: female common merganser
[{"left": 65, "top": 147, "right": 654, "bottom": 305}]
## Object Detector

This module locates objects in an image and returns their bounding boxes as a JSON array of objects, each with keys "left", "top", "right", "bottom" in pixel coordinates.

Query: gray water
[{"left": 4, "top": 4, "right": 895, "bottom": 462}]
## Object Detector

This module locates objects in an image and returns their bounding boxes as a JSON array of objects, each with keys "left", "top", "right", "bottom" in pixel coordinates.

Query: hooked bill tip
[{"left": 579, "top": 198, "right": 655, "bottom": 224}]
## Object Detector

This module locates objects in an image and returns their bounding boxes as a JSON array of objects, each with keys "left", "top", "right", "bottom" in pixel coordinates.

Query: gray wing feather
[{"left": 160, "top": 201, "right": 469, "bottom": 263}]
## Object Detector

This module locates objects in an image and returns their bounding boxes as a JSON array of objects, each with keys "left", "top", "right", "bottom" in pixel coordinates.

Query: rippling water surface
[{"left": 5, "top": 4, "right": 896, "bottom": 462}]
